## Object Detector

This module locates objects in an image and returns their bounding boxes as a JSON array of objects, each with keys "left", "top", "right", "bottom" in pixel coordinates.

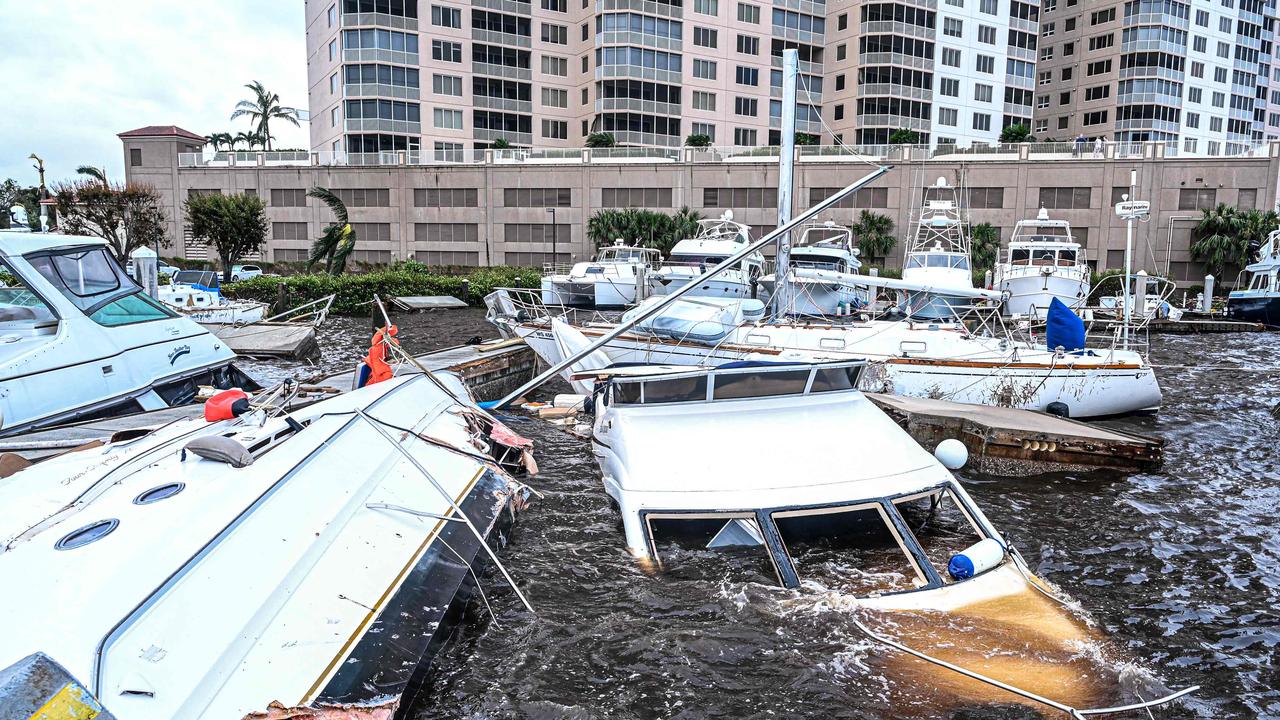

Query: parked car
[{"left": 230, "top": 264, "right": 263, "bottom": 282}]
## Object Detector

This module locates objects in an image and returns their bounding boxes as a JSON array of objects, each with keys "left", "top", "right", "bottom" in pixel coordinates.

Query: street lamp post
[{"left": 546, "top": 207, "right": 557, "bottom": 266}]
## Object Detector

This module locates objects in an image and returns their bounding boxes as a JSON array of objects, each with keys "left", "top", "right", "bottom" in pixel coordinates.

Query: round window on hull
[
  {"left": 134, "top": 482, "right": 186, "bottom": 505},
  {"left": 55, "top": 519, "right": 119, "bottom": 550}
]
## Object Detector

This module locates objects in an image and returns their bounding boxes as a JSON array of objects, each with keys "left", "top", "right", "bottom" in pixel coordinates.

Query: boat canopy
[{"left": 595, "top": 245, "right": 661, "bottom": 264}]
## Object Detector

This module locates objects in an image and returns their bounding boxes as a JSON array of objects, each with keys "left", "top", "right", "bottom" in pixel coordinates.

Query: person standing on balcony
[
  {"left": 1093, "top": 136, "right": 1105, "bottom": 158},
  {"left": 1073, "top": 133, "right": 1087, "bottom": 158}
]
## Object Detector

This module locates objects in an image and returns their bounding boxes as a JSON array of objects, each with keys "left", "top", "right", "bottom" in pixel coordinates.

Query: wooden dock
[
  {"left": 866, "top": 393, "right": 1163, "bottom": 476},
  {"left": 0, "top": 340, "right": 536, "bottom": 464},
  {"left": 208, "top": 323, "right": 319, "bottom": 358},
  {"left": 1150, "top": 318, "right": 1270, "bottom": 334}
]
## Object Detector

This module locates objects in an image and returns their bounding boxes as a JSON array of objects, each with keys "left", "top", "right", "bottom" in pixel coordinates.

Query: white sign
[{"left": 1114, "top": 200, "right": 1150, "bottom": 218}]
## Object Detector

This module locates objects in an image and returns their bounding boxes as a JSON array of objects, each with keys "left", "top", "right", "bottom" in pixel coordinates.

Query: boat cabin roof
[
  {"left": 596, "top": 245, "right": 661, "bottom": 262},
  {"left": 0, "top": 231, "right": 109, "bottom": 257}
]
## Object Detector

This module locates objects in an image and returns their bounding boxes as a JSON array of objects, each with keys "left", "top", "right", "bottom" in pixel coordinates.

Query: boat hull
[
  {"left": 177, "top": 303, "right": 267, "bottom": 325},
  {"left": 647, "top": 274, "right": 754, "bottom": 300},
  {"left": 1226, "top": 293, "right": 1280, "bottom": 327},
  {"left": 513, "top": 322, "right": 1160, "bottom": 417},
  {"left": 541, "top": 277, "right": 635, "bottom": 308}
]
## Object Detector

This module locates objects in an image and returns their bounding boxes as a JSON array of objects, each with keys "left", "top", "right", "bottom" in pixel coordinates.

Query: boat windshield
[
  {"left": 599, "top": 247, "right": 657, "bottom": 263},
  {"left": 173, "top": 270, "right": 220, "bottom": 289},
  {"left": 907, "top": 253, "right": 969, "bottom": 270},
  {"left": 0, "top": 260, "right": 58, "bottom": 327},
  {"left": 668, "top": 254, "right": 729, "bottom": 267},
  {"left": 26, "top": 247, "right": 176, "bottom": 326},
  {"left": 643, "top": 483, "right": 996, "bottom": 593},
  {"left": 1251, "top": 273, "right": 1272, "bottom": 291},
  {"left": 609, "top": 363, "right": 861, "bottom": 405}
]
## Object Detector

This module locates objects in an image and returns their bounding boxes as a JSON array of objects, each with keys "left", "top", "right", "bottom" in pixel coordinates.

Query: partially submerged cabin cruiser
[
  {"left": 540, "top": 241, "right": 661, "bottom": 308},
  {"left": 583, "top": 360, "right": 1194, "bottom": 716},
  {"left": 0, "top": 371, "right": 535, "bottom": 720},
  {"left": 758, "top": 221, "right": 871, "bottom": 316},
  {"left": 0, "top": 230, "right": 254, "bottom": 436},
  {"left": 488, "top": 289, "right": 1162, "bottom": 418},
  {"left": 646, "top": 213, "right": 765, "bottom": 301},
  {"left": 994, "top": 209, "right": 1091, "bottom": 317},
  {"left": 901, "top": 179, "right": 981, "bottom": 319},
  {"left": 1227, "top": 228, "right": 1280, "bottom": 326},
  {"left": 158, "top": 270, "right": 268, "bottom": 325}
]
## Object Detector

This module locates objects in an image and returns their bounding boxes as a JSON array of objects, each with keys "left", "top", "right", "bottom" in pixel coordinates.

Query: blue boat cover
[{"left": 1045, "top": 297, "right": 1086, "bottom": 351}]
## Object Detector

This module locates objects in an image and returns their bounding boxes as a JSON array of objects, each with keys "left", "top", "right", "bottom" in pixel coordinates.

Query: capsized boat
[
  {"left": 159, "top": 270, "right": 268, "bottom": 325},
  {"left": 646, "top": 212, "right": 765, "bottom": 301},
  {"left": 758, "top": 221, "right": 871, "bottom": 316},
  {"left": 583, "top": 359, "right": 1195, "bottom": 716},
  {"left": 540, "top": 240, "right": 661, "bottom": 308},
  {"left": 488, "top": 289, "right": 1162, "bottom": 418},
  {"left": 994, "top": 208, "right": 1091, "bottom": 317},
  {"left": 1227, "top": 227, "right": 1280, "bottom": 326},
  {"left": 0, "top": 230, "right": 256, "bottom": 436},
  {"left": 0, "top": 370, "right": 535, "bottom": 720},
  {"left": 901, "top": 178, "right": 978, "bottom": 319}
]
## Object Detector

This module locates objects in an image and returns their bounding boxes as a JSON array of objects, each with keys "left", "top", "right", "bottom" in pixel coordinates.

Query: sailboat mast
[{"left": 772, "top": 48, "right": 799, "bottom": 319}]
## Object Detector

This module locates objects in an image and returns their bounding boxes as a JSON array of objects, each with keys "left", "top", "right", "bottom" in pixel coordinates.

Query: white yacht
[
  {"left": 0, "top": 230, "right": 255, "bottom": 436},
  {"left": 489, "top": 290, "right": 1162, "bottom": 418},
  {"left": 994, "top": 209, "right": 1091, "bottom": 317},
  {"left": 159, "top": 270, "right": 268, "bottom": 325},
  {"left": 758, "top": 221, "right": 871, "bottom": 316},
  {"left": 1227, "top": 228, "right": 1280, "bottom": 326},
  {"left": 0, "top": 371, "right": 535, "bottom": 720},
  {"left": 901, "top": 178, "right": 980, "bottom": 319},
  {"left": 582, "top": 360, "right": 1193, "bottom": 717},
  {"left": 646, "top": 213, "right": 765, "bottom": 301},
  {"left": 540, "top": 241, "right": 661, "bottom": 308}
]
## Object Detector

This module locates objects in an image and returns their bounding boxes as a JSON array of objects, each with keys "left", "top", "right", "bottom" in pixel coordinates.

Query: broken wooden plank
[
  {"left": 389, "top": 295, "right": 469, "bottom": 311},
  {"left": 209, "top": 323, "right": 319, "bottom": 359}
]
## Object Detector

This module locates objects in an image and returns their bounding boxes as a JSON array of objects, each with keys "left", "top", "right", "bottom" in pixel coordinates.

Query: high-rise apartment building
[
  {"left": 1034, "top": 0, "right": 1280, "bottom": 153},
  {"left": 305, "top": 0, "right": 1035, "bottom": 153}
]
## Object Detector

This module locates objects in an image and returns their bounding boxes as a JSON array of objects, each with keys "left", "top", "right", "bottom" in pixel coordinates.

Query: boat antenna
[{"left": 483, "top": 164, "right": 892, "bottom": 410}]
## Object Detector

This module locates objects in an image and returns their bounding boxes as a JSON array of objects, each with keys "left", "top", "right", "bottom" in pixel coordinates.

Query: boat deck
[
  {"left": 0, "top": 340, "right": 535, "bottom": 463},
  {"left": 866, "top": 392, "right": 1163, "bottom": 475}
]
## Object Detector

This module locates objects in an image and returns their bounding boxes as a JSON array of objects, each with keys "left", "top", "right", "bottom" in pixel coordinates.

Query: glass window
[
  {"left": 713, "top": 369, "right": 810, "bottom": 399},
  {"left": 773, "top": 503, "right": 925, "bottom": 595},
  {"left": 1011, "top": 248, "right": 1030, "bottom": 265},
  {"left": 89, "top": 292, "right": 174, "bottom": 327},
  {"left": 645, "top": 514, "right": 778, "bottom": 583},
  {"left": 0, "top": 260, "right": 57, "bottom": 325},
  {"left": 643, "top": 375, "right": 709, "bottom": 403},
  {"left": 27, "top": 247, "right": 175, "bottom": 325},
  {"left": 810, "top": 365, "right": 860, "bottom": 393},
  {"left": 893, "top": 487, "right": 987, "bottom": 584}
]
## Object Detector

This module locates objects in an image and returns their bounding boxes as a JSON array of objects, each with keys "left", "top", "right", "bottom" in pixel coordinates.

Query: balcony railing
[
  {"left": 473, "top": 127, "right": 533, "bottom": 145},
  {"left": 596, "top": 97, "right": 682, "bottom": 115},
  {"left": 340, "top": 12, "right": 418, "bottom": 30},
  {"left": 770, "top": 85, "right": 822, "bottom": 102},
  {"left": 768, "top": 116, "right": 822, "bottom": 133},
  {"left": 859, "top": 20, "right": 933, "bottom": 39},
  {"left": 596, "top": 30, "right": 682, "bottom": 51},
  {"left": 856, "top": 83, "right": 932, "bottom": 102},
  {"left": 345, "top": 118, "right": 422, "bottom": 133},
  {"left": 858, "top": 52, "right": 931, "bottom": 70},
  {"left": 474, "top": 95, "right": 534, "bottom": 113},
  {"left": 343, "top": 48, "right": 418, "bottom": 65},
  {"left": 595, "top": 65, "right": 681, "bottom": 84},
  {"left": 472, "top": 0, "right": 532, "bottom": 15},
  {"left": 344, "top": 82, "right": 421, "bottom": 100},
  {"left": 857, "top": 113, "right": 930, "bottom": 130},
  {"left": 596, "top": 0, "right": 683, "bottom": 18},
  {"left": 473, "top": 61, "right": 533, "bottom": 81},
  {"left": 471, "top": 27, "right": 532, "bottom": 48},
  {"left": 174, "top": 139, "right": 1279, "bottom": 170},
  {"left": 770, "top": 26, "right": 824, "bottom": 45}
]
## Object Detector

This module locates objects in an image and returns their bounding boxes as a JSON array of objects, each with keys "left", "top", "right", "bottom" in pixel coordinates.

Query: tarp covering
[{"left": 1045, "top": 297, "right": 1086, "bottom": 351}]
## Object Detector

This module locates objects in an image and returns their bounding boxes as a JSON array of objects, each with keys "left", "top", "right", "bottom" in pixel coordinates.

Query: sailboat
[
  {"left": 900, "top": 178, "right": 981, "bottom": 319},
  {"left": 994, "top": 209, "right": 1091, "bottom": 317}
]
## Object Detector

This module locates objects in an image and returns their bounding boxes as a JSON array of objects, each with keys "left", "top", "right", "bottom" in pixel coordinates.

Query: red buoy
[{"left": 205, "top": 389, "right": 250, "bottom": 421}]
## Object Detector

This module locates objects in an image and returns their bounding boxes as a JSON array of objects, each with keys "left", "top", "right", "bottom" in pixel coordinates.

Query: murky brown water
[{"left": 245, "top": 311, "right": 1280, "bottom": 719}]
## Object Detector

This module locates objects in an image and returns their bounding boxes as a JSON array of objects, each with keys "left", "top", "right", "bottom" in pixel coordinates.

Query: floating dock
[
  {"left": 866, "top": 393, "right": 1163, "bottom": 476},
  {"left": 389, "top": 295, "right": 470, "bottom": 311},
  {"left": 1151, "top": 318, "right": 1270, "bottom": 334},
  {"left": 0, "top": 340, "right": 536, "bottom": 465},
  {"left": 207, "top": 323, "right": 319, "bottom": 359}
]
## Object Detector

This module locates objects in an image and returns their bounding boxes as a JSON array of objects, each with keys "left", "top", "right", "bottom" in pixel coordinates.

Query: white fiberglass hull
[
  {"left": 647, "top": 273, "right": 754, "bottom": 300},
  {"left": 759, "top": 273, "right": 871, "bottom": 316},
  {"left": 180, "top": 302, "right": 268, "bottom": 325},
  {"left": 997, "top": 270, "right": 1090, "bottom": 317},
  {"left": 512, "top": 321, "right": 1160, "bottom": 417},
  {"left": 541, "top": 276, "right": 636, "bottom": 307}
]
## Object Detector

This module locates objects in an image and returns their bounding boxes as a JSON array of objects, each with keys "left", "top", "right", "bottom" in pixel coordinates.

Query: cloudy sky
[{"left": 0, "top": 1, "right": 309, "bottom": 186}]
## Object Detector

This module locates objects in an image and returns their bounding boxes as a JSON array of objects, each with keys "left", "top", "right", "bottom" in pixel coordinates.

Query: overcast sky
[{"left": 0, "top": 1, "right": 309, "bottom": 186}]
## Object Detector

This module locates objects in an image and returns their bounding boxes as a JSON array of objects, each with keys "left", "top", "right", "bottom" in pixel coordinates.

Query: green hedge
[{"left": 222, "top": 265, "right": 541, "bottom": 315}]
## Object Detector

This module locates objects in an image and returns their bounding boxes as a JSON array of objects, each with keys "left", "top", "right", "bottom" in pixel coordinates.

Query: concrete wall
[{"left": 125, "top": 137, "right": 1280, "bottom": 286}]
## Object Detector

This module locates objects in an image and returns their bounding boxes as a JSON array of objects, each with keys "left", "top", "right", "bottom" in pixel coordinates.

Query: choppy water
[{"left": 247, "top": 311, "right": 1280, "bottom": 719}]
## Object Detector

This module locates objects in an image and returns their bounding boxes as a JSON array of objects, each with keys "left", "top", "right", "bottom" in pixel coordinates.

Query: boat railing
[
  {"left": 542, "top": 262, "right": 574, "bottom": 276},
  {"left": 486, "top": 286, "right": 618, "bottom": 328}
]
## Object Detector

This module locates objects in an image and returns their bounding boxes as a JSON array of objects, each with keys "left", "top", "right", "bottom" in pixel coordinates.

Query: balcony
[
  {"left": 471, "top": 0, "right": 532, "bottom": 15},
  {"left": 596, "top": 30, "right": 682, "bottom": 51},
  {"left": 600, "top": 130, "right": 682, "bottom": 146},
  {"left": 1002, "top": 101, "right": 1032, "bottom": 116},
  {"left": 344, "top": 82, "right": 421, "bottom": 100},
  {"left": 1119, "top": 38, "right": 1187, "bottom": 54},
  {"left": 471, "top": 27, "right": 532, "bottom": 48},
  {"left": 474, "top": 95, "right": 534, "bottom": 113},
  {"left": 857, "top": 83, "right": 932, "bottom": 102},
  {"left": 473, "top": 61, "right": 533, "bottom": 81},
  {"left": 1115, "top": 117, "right": 1179, "bottom": 133},
  {"left": 1116, "top": 90, "right": 1181, "bottom": 105},
  {"left": 1118, "top": 65, "right": 1184, "bottom": 82},
  {"left": 473, "top": 126, "right": 533, "bottom": 145},
  {"left": 343, "top": 48, "right": 418, "bottom": 65},
  {"left": 1007, "top": 45, "right": 1036, "bottom": 62},
  {"left": 595, "top": 65, "right": 682, "bottom": 84},
  {"left": 859, "top": 20, "right": 933, "bottom": 40},
  {"left": 1122, "top": 12, "right": 1188, "bottom": 30},
  {"left": 345, "top": 118, "right": 422, "bottom": 133},
  {"left": 340, "top": 12, "right": 418, "bottom": 30},
  {"left": 771, "top": 26, "right": 823, "bottom": 46},
  {"left": 770, "top": 85, "right": 822, "bottom": 103},
  {"left": 857, "top": 113, "right": 930, "bottom": 130},
  {"left": 596, "top": 97, "right": 681, "bottom": 115},
  {"left": 772, "top": 0, "right": 825, "bottom": 15},
  {"left": 596, "top": 0, "right": 683, "bottom": 18},
  {"left": 858, "top": 52, "right": 931, "bottom": 70},
  {"left": 1008, "top": 16, "right": 1037, "bottom": 34},
  {"left": 770, "top": 54, "right": 822, "bottom": 76},
  {"left": 768, "top": 116, "right": 822, "bottom": 133}
]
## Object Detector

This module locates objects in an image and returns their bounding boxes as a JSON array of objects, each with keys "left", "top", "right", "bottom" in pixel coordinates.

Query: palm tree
[
  {"left": 1239, "top": 208, "right": 1279, "bottom": 261},
  {"left": 233, "top": 131, "right": 266, "bottom": 151},
  {"left": 1191, "top": 203, "right": 1246, "bottom": 278},
  {"left": 206, "top": 132, "right": 234, "bottom": 151},
  {"left": 306, "top": 186, "right": 357, "bottom": 275},
  {"left": 850, "top": 210, "right": 896, "bottom": 262},
  {"left": 230, "top": 81, "right": 300, "bottom": 151},
  {"left": 970, "top": 222, "right": 1001, "bottom": 271},
  {"left": 75, "top": 165, "right": 108, "bottom": 187}
]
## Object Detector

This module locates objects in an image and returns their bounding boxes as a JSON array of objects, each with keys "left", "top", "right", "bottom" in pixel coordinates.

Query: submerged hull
[
  {"left": 1226, "top": 294, "right": 1280, "bottom": 326},
  {"left": 513, "top": 321, "right": 1160, "bottom": 417}
]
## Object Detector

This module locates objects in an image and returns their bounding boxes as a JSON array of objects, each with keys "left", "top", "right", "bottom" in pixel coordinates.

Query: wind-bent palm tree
[
  {"left": 307, "top": 187, "right": 357, "bottom": 275},
  {"left": 75, "top": 165, "right": 108, "bottom": 187},
  {"left": 1191, "top": 203, "right": 1246, "bottom": 278},
  {"left": 230, "top": 81, "right": 300, "bottom": 151},
  {"left": 850, "top": 210, "right": 896, "bottom": 262}
]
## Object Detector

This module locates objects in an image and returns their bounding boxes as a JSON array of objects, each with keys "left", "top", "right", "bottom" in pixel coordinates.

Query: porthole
[
  {"left": 133, "top": 482, "right": 186, "bottom": 505},
  {"left": 54, "top": 519, "right": 119, "bottom": 550}
]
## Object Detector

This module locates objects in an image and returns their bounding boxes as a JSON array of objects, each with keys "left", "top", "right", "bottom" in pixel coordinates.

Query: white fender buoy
[
  {"left": 934, "top": 438, "right": 968, "bottom": 470},
  {"left": 948, "top": 537, "right": 1005, "bottom": 580}
]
